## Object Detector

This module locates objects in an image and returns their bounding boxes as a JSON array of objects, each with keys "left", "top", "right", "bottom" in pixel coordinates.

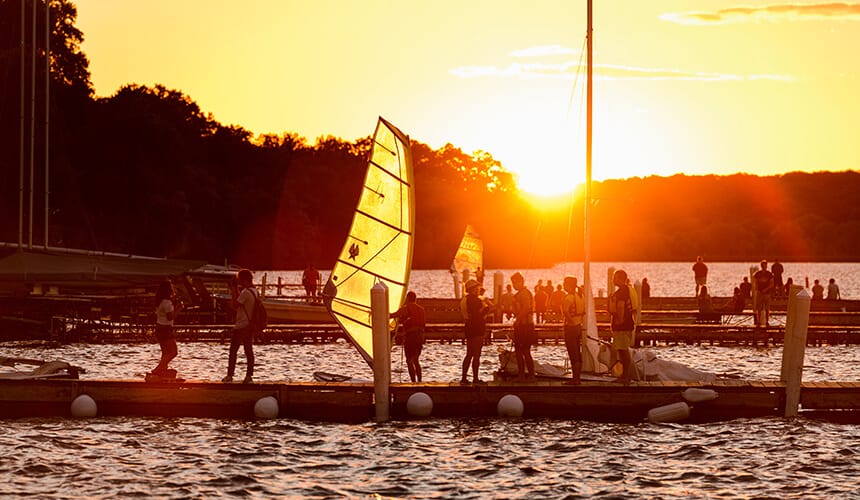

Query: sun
[{"left": 507, "top": 144, "right": 585, "bottom": 197}]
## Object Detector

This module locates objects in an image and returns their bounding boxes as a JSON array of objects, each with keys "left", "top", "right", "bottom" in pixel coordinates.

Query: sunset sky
[{"left": 74, "top": 0, "right": 859, "bottom": 195}]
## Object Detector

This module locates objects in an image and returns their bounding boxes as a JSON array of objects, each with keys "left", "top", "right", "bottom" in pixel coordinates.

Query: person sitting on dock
[
  {"left": 725, "top": 287, "right": 745, "bottom": 314},
  {"left": 391, "top": 291, "right": 426, "bottom": 383},
  {"left": 696, "top": 285, "right": 720, "bottom": 323},
  {"left": 223, "top": 269, "right": 257, "bottom": 384},
  {"left": 811, "top": 279, "right": 825, "bottom": 300},
  {"left": 563, "top": 276, "right": 585, "bottom": 385},
  {"left": 739, "top": 276, "right": 752, "bottom": 301},
  {"left": 460, "top": 279, "right": 489, "bottom": 384},
  {"left": 149, "top": 280, "right": 182, "bottom": 379},
  {"left": 511, "top": 272, "right": 536, "bottom": 381},
  {"left": 753, "top": 260, "right": 774, "bottom": 327},
  {"left": 608, "top": 269, "right": 635, "bottom": 384}
]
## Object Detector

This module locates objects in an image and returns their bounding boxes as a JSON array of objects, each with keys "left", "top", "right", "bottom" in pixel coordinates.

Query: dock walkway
[{"left": 2, "top": 377, "right": 858, "bottom": 423}]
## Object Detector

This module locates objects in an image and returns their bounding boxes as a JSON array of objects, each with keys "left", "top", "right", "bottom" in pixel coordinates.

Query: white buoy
[
  {"left": 681, "top": 388, "right": 718, "bottom": 403},
  {"left": 70, "top": 394, "right": 97, "bottom": 418},
  {"left": 497, "top": 394, "right": 524, "bottom": 417},
  {"left": 254, "top": 396, "right": 279, "bottom": 419},
  {"left": 406, "top": 392, "right": 433, "bottom": 417},
  {"left": 647, "top": 402, "right": 690, "bottom": 423}
]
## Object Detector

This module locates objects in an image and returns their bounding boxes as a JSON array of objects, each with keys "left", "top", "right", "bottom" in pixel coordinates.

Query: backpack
[{"left": 243, "top": 290, "right": 268, "bottom": 333}]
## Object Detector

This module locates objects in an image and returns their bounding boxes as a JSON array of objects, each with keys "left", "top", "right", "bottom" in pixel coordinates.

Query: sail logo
[{"left": 349, "top": 243, "right": 360, "bottom": 260}]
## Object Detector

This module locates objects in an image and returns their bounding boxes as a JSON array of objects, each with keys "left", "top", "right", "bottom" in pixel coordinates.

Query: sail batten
[{"left": 323, "top": 117, "right": 414, "bottom": 368}]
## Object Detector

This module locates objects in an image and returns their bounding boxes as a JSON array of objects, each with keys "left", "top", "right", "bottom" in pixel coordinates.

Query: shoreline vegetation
[{"left": 1, "top": 1, "right": 858, "bottom": 271}]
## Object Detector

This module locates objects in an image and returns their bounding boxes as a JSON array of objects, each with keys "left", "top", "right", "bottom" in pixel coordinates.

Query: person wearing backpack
[
  {"left": 608, "top": 269, "right": 635, "bottom": 384},
  {"left": 223, "top": 268, "right": 259, "bottom": 384}
]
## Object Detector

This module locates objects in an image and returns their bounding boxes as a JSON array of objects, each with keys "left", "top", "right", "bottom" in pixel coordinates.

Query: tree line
[{"left": 1, "top": 1, "right": 857, "bottom": 270}]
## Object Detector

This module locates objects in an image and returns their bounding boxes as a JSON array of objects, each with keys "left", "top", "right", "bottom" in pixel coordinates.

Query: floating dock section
[{"left": 1, "top": 378, "right": 859, "bottom": 423}]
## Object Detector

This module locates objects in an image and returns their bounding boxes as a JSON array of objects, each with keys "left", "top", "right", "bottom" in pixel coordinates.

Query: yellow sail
[
  {"left": 323, "top": 117, "right": 414, "bottom": 368},
  {"left": 451, "top": 224, "right": 483, "bottom": 279}
]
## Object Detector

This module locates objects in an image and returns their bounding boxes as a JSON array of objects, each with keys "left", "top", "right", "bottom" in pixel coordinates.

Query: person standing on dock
[
  {"left": 827, "top": 278, "right": 841, "bottom": 300},
  {"left": 149, "top": 280, "right": 182, "bottom": 379},
  {"left": 511, "top": 272, "right": 536, "bottom": 381},
  {"left": 753, "top": 260, "right": 774, "bottom": 327},
  {"left": 771, "top": 259, "right": 785, "bottom": 298},
  {"left": 302, "top": 264, "right": 321, "bottom": 302},
  {"left": 223, "top": 269, "right": 257, "bottom": 384},
  {"left": 460, "top": 279, "right": 489, "bottom": 384},
  {"left": 608, "top": 269, "right": 635, "bottom": 384},
  {"left": 391, "top": 291, "right": 426, "bottom": 383},
  {"left": 692, "top": 256, "right": 708, "bottom": 297},
  {"left": 562, "top": 276, "right": 585, "bottom": 384}
]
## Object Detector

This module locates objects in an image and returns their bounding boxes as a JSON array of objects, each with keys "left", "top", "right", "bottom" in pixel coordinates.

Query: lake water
[{"left": 1, "top": 262, "right": 858, "bottom": 498}]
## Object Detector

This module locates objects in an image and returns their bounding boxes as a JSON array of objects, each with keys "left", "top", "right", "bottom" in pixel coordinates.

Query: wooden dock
[
  {"left": 1, "top": 377, "right": 858, "bottom": 423},
  {"left": 30, "top": 318, "right": 860, "bottom": 347}
]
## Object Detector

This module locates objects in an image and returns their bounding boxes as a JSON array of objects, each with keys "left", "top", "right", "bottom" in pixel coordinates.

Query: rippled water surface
[{"left": 1, "top": 262, "right": 858, "bottom": 498}]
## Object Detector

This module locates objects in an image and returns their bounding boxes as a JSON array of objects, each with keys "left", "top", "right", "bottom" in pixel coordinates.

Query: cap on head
[{"left": 465, "top": 279, "right": 480, "bottom": 292}]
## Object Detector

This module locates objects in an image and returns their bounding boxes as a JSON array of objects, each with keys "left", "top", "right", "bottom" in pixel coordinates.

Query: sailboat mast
[{"left": 584, "top": 0, "right": 593, "bottom": 296}]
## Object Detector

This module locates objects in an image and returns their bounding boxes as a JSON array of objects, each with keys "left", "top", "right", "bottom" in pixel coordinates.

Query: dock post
[
  {"left": 371, "top": 282, "right": 391, "bottom": 422},
  {"left": 606, "top": 267, "right": 615, "bottom": 298},
  {"left": 493, "top": 271, "right": 504, "bottom": 322},
  {"left": 781, "top": 285, "right": 810, "bottom": 417}
]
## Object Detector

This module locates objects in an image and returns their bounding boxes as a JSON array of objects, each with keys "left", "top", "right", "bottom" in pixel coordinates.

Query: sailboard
[
  {"left": 323, "top": 117, "right": 414, "bottom": 368},
  {"left": 581, "top": 287, "right": 609, "bottom": 374}
]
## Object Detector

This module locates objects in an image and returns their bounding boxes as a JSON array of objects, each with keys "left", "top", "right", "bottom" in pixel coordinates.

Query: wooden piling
[
  {"left": 781, "top": 284, "right": 810, "bottom": 417},
  {"left": 371, "top": 282, "right": 390, "bottom": 422}
]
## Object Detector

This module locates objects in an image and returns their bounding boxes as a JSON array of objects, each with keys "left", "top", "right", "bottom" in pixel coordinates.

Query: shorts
[
  {"left": 564, "top": 324, "right": 582, "bottom": 363},
  {"left": 404, "top": 329, "right": 425, "bottom": 358},
  {"left": 611, "top": 330, "right": 633, "bottom": 350},
  {"left": 514, "top": 323, "right": 537, "bottom": 348},
  {"left": 755, "top": 293, "right": 771, "bottom": 311},
  {"left": 155, "top": 324, "right": 175, "bottom": 343},
  {"left": 695, "top": 277, "right": 707, "bottom": 286}
]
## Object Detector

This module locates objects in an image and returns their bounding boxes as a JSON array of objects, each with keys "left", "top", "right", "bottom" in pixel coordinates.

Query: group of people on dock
[
  {"left": 693, "top": 257, "right": 844, "bottom": 327},
  {"left": 395, "top": 268, "right": 638, "bottom": 386},
  {"left": 148, "top": 268, "right": 261, "bottom": 384}
]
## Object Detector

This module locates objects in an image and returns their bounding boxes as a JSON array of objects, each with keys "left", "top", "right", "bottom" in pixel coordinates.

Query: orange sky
[{"left": 74, "top": 0, "right": 860, "bottom": 195}]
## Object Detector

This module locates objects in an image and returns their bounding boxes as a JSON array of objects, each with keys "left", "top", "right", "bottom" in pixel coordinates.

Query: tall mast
[{"left": 584, "top": 0, "right": 593, "bottom": 296}]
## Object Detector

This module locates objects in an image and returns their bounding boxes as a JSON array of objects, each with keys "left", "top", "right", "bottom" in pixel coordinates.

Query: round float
[
  {"left": 681, "top": 388, "right": 718, "bottom": 403},
  {"left": 406, "top": 392, "right": 433, "bottom": 417},
  {"left": 647, "top": 401, "right": 690, "bottom": 423},
  {"left": 497, "top": 394, "right": 524, "bottom": 417},
  {"left": 70, "top": 394, "right": 97, "bottom": 418},
  {"left": 254, "top": 396, "right": 279, "bottom": 419}
]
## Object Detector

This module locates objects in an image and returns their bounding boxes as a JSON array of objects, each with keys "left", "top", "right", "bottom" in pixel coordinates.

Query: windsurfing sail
[
  {"left": 323, "top": 117, "right": 414, "bottom": 368},
  {"left": 450, "top": 224, "right": 482, "bottom": 279},
  {"left": 449, "top": 224, "right": 483, "bottom": 298}
]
